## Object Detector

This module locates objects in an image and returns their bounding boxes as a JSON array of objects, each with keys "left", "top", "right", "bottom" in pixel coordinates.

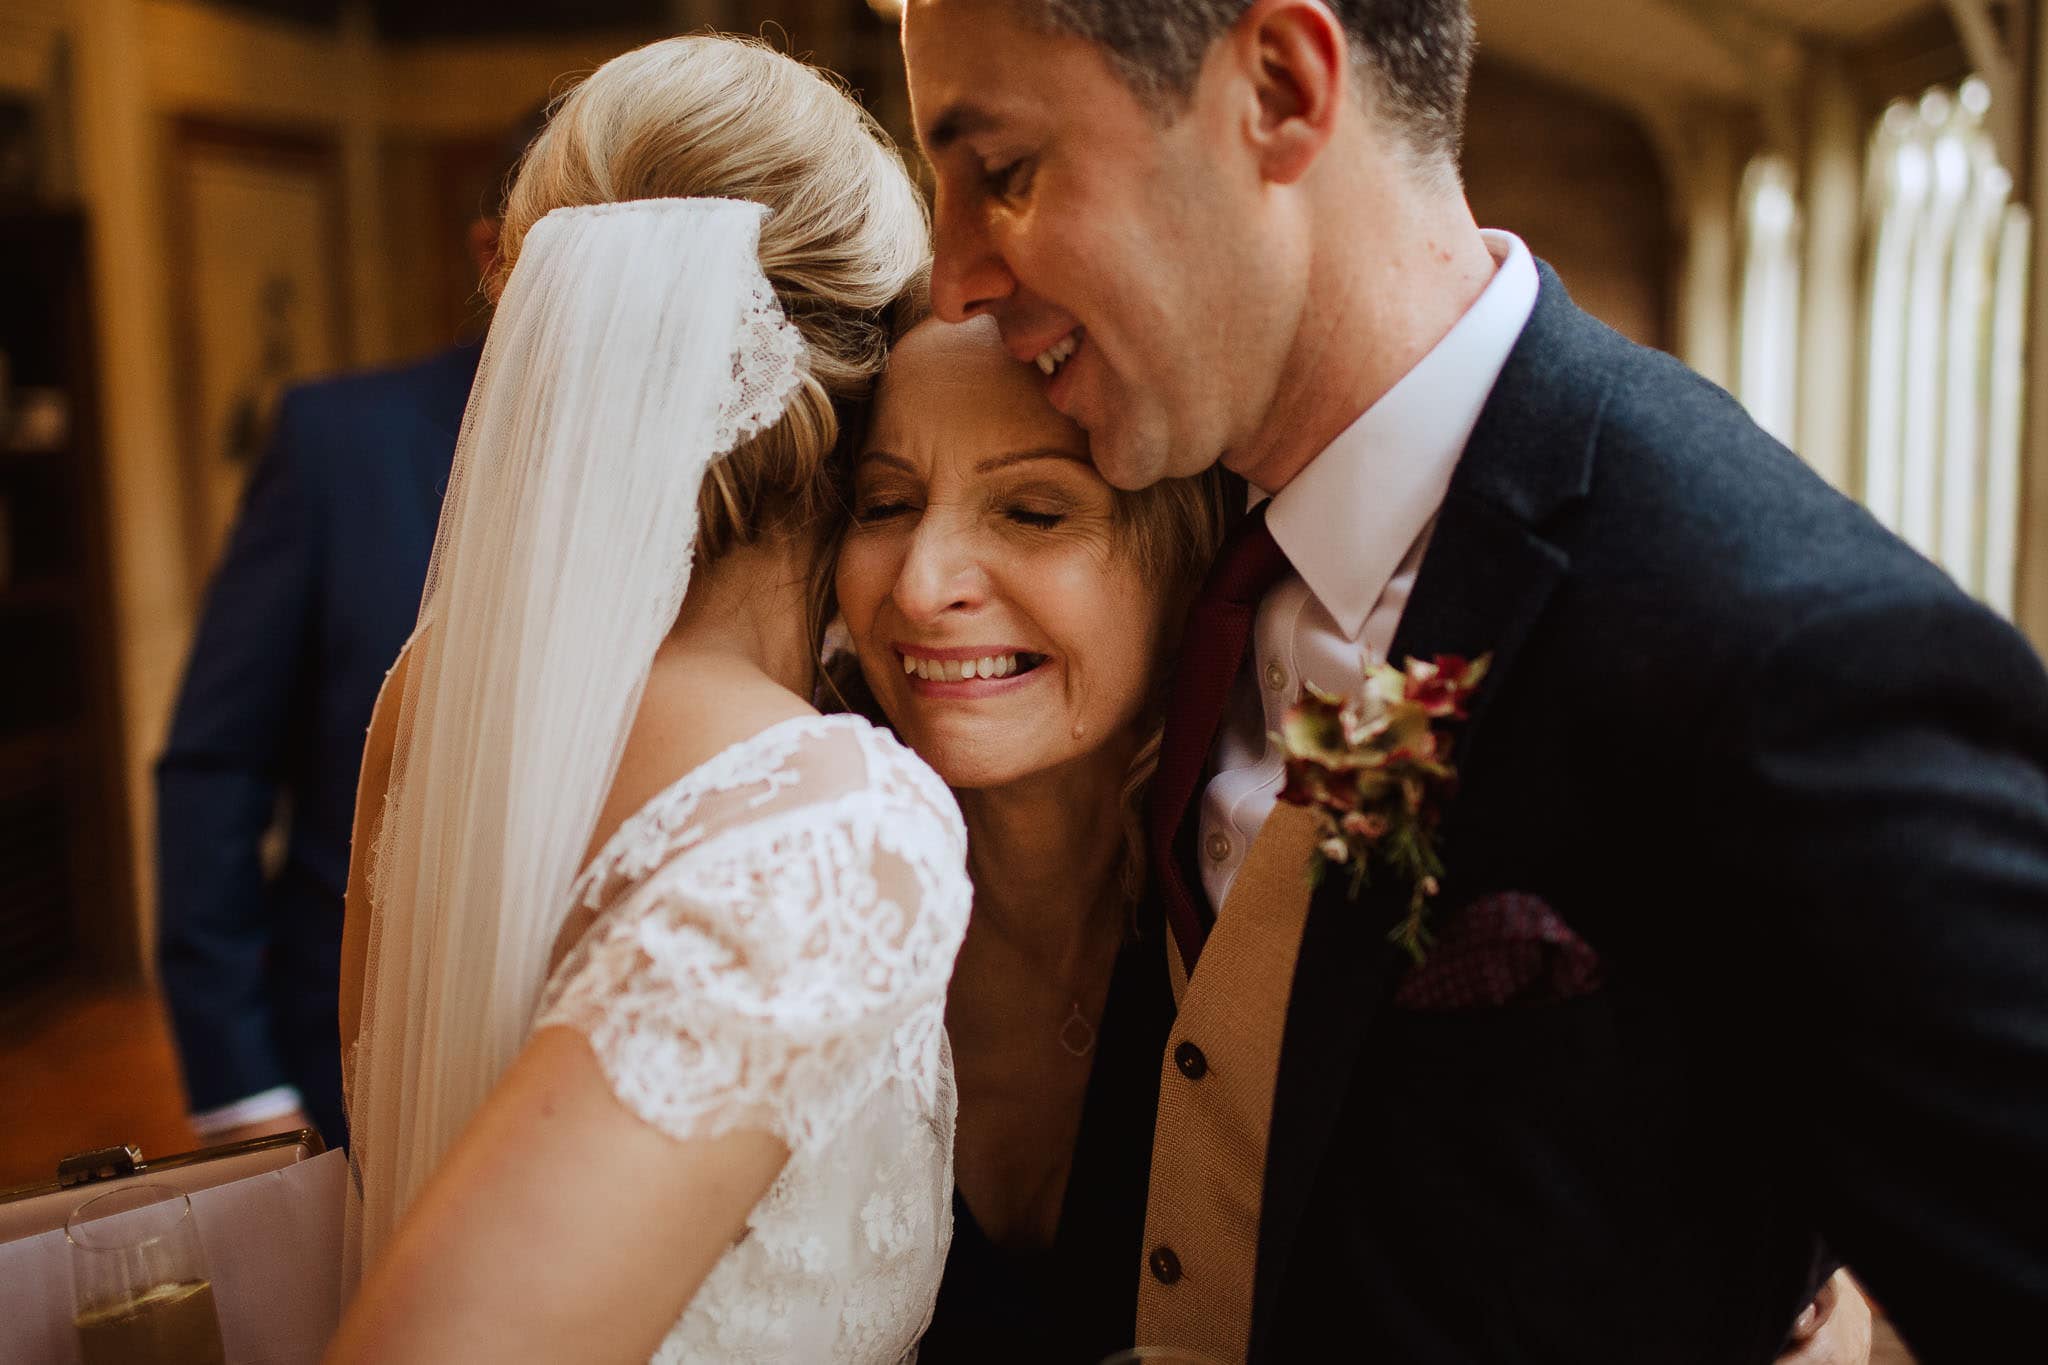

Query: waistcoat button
[
  {"left": 1149, "top": 1245, "right": 1183, "bottom": 1285},
  {"left": 1174, "top": 1040, "right": 1209, "bottom": 1081}
]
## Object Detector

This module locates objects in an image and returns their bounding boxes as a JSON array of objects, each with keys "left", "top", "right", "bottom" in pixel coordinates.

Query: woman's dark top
[{"left": 918, "top": 926, "right": 1176, "bottom": 1364}]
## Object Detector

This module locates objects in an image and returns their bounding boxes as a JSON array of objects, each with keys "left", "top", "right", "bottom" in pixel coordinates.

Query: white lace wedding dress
[{"left": 531, "top": 712, "right": 971, "bottom": 1363}]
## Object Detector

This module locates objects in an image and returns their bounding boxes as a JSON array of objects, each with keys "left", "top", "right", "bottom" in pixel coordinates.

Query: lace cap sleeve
[{"left": 533, "top": 719, "right": 969, "bottom": 1155}]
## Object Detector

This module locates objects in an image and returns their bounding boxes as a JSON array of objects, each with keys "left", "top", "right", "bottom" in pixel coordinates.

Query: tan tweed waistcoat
[{"left": 1135, "top": 801, "right": 1322, "bottom": 1363}]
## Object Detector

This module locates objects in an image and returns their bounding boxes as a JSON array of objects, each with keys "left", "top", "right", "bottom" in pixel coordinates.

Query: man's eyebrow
[
  {"left": 975, "top": 447, "right": 1090, "bottom": 474},
  {"left": 926, "top": 102, "right": 1000, "bottom": 153}
]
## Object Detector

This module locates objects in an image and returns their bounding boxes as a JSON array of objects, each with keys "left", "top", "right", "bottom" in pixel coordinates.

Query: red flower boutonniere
[{"left": 1274, "top": 653, "right": 1491, "bottom": 964}]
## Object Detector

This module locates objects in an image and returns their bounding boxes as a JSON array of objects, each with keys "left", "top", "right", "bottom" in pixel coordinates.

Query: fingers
[
  {"left": 1777, "top": 1272, "right": 1873, "bottom": 1365},
  {"left": 1789, "top": 1272, "right": 1837, "bottom": 1345}
]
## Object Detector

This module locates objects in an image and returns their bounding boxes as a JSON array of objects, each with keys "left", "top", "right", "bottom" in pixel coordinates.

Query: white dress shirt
[{"left": 1197, "top": 231, "right": 1540, "bottom": 913}]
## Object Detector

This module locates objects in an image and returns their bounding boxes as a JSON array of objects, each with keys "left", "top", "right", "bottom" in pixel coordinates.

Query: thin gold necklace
[
  {"left": 984, "top": 912, "right": 1116, "bottom": 1059},
  {"left": 1057, "top": 1000, "right": 1096, "bottom": 1058}
]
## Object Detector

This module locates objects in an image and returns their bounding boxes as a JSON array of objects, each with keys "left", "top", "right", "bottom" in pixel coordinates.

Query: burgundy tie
[{"left": 1149, "top": 502, "right": 1294, "bottom": 976}]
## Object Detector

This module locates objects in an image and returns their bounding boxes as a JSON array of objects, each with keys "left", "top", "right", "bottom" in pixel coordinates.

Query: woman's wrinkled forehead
[{"left": 865, "top": 315, "right": 1088, "bottom": 464}]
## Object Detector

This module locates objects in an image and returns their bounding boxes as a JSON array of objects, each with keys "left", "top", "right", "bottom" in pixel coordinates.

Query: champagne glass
[{"left": 66, "top": 1184, "right": 227, "bottom": 1365}]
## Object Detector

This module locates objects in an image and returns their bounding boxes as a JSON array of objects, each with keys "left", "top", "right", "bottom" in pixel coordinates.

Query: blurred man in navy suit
[{"left": 156, "top": 115, "right": 540, "bottom": 1147}]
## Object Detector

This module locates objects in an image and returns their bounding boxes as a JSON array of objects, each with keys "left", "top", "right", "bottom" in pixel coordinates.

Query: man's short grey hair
[{"left": 1024, "top": 0, "right": 1476, "bottom": 162}]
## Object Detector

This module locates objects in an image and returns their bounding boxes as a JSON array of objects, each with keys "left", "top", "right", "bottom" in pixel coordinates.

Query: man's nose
[{"left": 931, "top": 192, "right": 1015, "bottom": 324}]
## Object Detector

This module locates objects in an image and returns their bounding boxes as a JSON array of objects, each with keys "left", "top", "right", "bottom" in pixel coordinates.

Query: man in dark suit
[
  {"left": 152, "top": 157, "right": 526, "bottom": 1145},
  {"left": 904, "top": 2, "right": 2048, "bottom": 1361},
  {"left": 156, "top": 341, "right": 478, "bottom": 1149}
]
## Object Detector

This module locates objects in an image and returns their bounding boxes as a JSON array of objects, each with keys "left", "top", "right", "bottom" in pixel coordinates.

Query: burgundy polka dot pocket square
[{"left": 1391, "top": 892, "right": 1604, "bottom": 1011}]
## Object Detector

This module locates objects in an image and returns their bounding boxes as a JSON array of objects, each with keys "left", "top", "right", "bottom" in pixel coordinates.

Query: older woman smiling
[{"left": 835, "top": 313, "right": 1225, "bottom": 1361}]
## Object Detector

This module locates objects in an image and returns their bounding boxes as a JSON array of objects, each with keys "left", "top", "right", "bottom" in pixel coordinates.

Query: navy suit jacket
[
  {"left": 1235, "top": 266, "right": 2048, "bottom": 1362},
  {"left": 156, "top": 342, "right": 480, "bottom": 1145}
]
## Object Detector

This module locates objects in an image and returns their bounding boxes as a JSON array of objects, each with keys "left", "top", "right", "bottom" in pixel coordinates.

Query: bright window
[
  {"left": 1737, "top": 155, "right": 1803, "bottom": 446},
  {"left": 1735, "top": 76, "right": 2028, "bottom": 616},
  {"left": 1859, "top": 79, "right": 2029, "bottom": 613}
]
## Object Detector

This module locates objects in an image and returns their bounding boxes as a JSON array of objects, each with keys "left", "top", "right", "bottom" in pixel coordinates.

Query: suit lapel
[{"left": 1246, "top": 263, "right": 1612, "bottom": 1355}]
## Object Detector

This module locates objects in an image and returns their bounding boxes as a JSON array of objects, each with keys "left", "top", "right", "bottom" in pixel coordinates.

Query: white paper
[{"left": 0, "top": 1148, "right": 346, "bottom": 1365}]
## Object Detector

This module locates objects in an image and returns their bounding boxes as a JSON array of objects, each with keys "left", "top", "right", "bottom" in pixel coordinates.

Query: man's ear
[{"left": 1232, "top": 0, "right": 1347, "bottom": 187}]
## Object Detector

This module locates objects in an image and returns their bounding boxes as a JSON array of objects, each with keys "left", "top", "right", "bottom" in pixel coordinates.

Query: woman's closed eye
[
  {"left": 1005, "top": 505, "right": 1065, "bottom": 530},
  {"left": 854, "top": 496, "right": 918, "bottom": 524},
  {"left": 990, "top": 476, "right": 1106, "bottom": 536}
]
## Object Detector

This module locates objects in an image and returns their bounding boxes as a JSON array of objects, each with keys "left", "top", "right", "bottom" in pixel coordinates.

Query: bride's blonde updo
[{"left": 494, "top": 35, "right": 929, "bottom": 559}]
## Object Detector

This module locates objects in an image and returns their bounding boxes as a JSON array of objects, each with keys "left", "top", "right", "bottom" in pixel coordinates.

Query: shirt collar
[{"left": 1263, "top": 230, "right": 1540, "bottom": 639}]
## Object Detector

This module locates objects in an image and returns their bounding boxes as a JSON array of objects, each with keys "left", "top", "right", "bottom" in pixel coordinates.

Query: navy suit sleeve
[
  {"left": 1706, "top": 586, "right": 2048, "bottom": 1362},
  {"left": 155, "top": 394, "right": 323, "bottom": 1113}
]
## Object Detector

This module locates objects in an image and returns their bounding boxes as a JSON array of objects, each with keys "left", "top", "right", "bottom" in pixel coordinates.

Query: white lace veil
[{"left": 344, "top": 197, "right": 804, "bottom": 1276}]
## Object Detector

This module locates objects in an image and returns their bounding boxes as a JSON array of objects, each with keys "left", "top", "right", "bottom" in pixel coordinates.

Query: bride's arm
[
  {"left": 324, "top": 1026, "right": 788, "bottom": 1365},
  {"left": 331, "top": 723, "right": 970, "bottom": 1363}
]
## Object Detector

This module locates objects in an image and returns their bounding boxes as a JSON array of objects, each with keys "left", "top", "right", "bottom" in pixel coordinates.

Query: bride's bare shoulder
[{"left": 580, "top": 650, "right": 821, "bottom": 872}]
